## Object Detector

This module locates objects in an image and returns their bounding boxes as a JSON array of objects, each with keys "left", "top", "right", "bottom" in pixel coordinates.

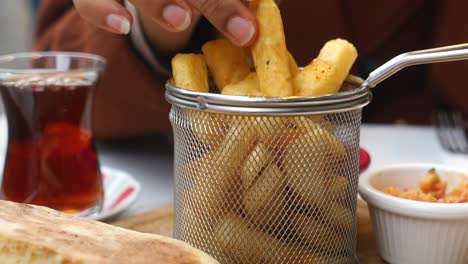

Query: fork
[{"left": 433, "top": 111, "right": 468, "bottom": 154}]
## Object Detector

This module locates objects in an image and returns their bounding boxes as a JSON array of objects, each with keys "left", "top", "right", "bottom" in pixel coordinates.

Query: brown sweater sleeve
[
  {"left": 34, "top": 0, "right": 171, "bottom": 140},
  {"left": 430, "top": 1, "right": 468, "bottom": 114}
]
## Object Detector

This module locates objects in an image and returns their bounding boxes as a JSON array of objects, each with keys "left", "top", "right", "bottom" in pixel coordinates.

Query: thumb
[{"left": 73, "top": 0, "right": 133, "bottom": 34}]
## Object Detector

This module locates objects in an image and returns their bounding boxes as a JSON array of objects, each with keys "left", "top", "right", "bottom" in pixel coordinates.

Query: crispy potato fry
[
  {"left": 288, "top": 116, "right": 337, "bottom": 133},
  {"left": 213, "top": 118, "right": 258, "bottom": 189},
  {"left": 288, "top": 51, "right": 300, "bottom": 77},
  {"left": 172, "top": 54, "right": 209, "bottom": 92},
  {"left": 231, "top": 116, "right": 298, "bottom": 158},
  {"left": 240, "top": 142, "right": 272, "bottom": 189},
  {"left": 190, "top": 112, "right": 229, "bottom": 149},
  {"left": 290, "top": 213, "right": 346, "bottom": 252},
  {"left": 326, "top": 175, "right": 348, "bottom": 198},
  {"left": 255, "top": 116, "right": 289, "bottom": 147},
  {"left": 283, "top": 127, "right": 345, "bottom": 205},
  {"left": 293, "top": 58, "right": 341, "bottom": 96},
  {"left": 188, "top": 178, "right": 230, "bottom": 222},
  {"left": 305, "top": 125, "right": 345, "bottom": 159},
  {"left": 266, "top": 126, "right": 303, "bottom": 158},
  {"left": 284, "top": 125, "right": 345, "bottom": 164},
  {"left": 202, "top": 39, "right": 251, "bottom": 91},
  {"left": 215, "top": 214, "right": 328, "bottom": 263},
  {"left": 222, "top": 72, "right": 263, "bottom": 96},
  {"left": 317, "top": 38, "right": 358, "bottom": 89},
  {"left": 251, "top": 0, "right": 294, "bottom": 97},
  {"left": 320, "top": 203, "right": 355, "bottom": 234},
  {"left": 215, "top": 214, "right": 280, "bottom": 263},
  {"left": 182, "top": 152, "right": 232, "bottom": 221},
  {"left": 244, "top": 164, "right": 286, "bottom": 227}
]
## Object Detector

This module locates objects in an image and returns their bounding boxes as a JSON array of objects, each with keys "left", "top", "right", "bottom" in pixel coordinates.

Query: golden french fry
[
  {"left": 326, "top": 175, "right": 348, "bottom": 198},
  {"left": 307, "top": 125, "right": 345, "bottom": 159},
  {"left": 233, "top": 116, "right": 297, "bottom": 159},
  {"left": 191, "top": 112, "right": 229, "bottom": 149},
  {"left": 290, "top": 213, "right": 346, "bottom": 252},
  {"left": 182, "top": 152, "right": 232, "bottom": 221},
  {"left": 285, "top": 125, "right": 345, "bottom": 163},
  {"left": 215, "top": 214, "right": 328, "bottom": 263},
  {"left": 283, "top": 127, "right": 346, "bottom": 205},
  {"left": 171, "top": 54, "right": 209, "bottom": 92},
  {"left": 255, "top": 116, "right": 290, "bottom": 147},
  {"left": 288, "top": 51, "right": 300, "bottom": 77},
  {"left": 251, "top": 0, "right": 294, "bottom": 97},
  {"left": 293, "top": 58, "right": 341, "bottom": 97},
  {"left": 222, "top": 72, "right": 263, "bottom": 97},
  {"left": 244, "top": 164, "right": 286, "bottom": 227},
  {"left": 215, "top": 214, "right": 279, "bottom": 263},
  {"left": 202, "top": 39, "right": 251, "bottom": 91},
  {"left": 240, "top": 142, "right": 272, "bottom": 189},
  {"left": 188, "top": 178, "right": 229, "bottom": 222},
  {"left": 288, "top": 116, "right": 337, "bottom": 133},
  {"left": 179, "top": 159, "right": 228, "bottom": 251},
  {"left": 320, "top": 203, "right": 355, "bottom": 234},
  {"left": 317, "top": 38, "right": 358, "bottom": 89},
  {"left": 318, "top": 118, "right": 337, "bottom": 133},
  {"left": 266, "top": 126, "right": 303, "bottom": 159},
  {"left": 212, "top": 118, "right": 258, "bottom": 193},
  {"left": 283, "top": 146, "right": 328, "bottom": 204}
]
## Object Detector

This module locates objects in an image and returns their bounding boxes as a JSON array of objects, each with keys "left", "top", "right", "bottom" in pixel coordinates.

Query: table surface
[
  {"left": 91, "top": 124, "right": 465, "bottom": 219},
  {"left": 0, "top": 115, "right": 465, "bottom": 220},
  {"left": 110, "top": 200, "right": 383, "bottom": 263}
]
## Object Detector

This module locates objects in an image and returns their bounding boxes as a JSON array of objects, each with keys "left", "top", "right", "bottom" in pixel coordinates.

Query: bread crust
[{"left": 0, "top": 201, "right": 218, "bottom": 264}]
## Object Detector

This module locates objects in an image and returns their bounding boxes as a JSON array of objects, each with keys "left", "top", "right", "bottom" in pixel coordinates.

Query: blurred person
[{"left": 35, "top": 0, "right": 468, "bottom": 140}]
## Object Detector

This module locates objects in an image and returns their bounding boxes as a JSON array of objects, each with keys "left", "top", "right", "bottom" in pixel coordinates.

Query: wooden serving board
[{"left": 112, "top": 200, "right": 382, "bottom": 263}]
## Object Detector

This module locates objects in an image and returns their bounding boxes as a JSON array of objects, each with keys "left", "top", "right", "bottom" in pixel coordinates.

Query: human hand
[{"left": 73, "top": 0, "right": 258, "bottom": 47}]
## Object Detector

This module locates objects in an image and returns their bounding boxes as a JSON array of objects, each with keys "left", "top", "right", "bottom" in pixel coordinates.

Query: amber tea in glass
[{"left": 0, "top": 52, "right": 106, "bottom": 217}]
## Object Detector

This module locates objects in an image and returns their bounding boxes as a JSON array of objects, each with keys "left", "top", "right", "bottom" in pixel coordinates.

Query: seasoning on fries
[{"left": 250, "top": 0, "right": 294, "bottom": 97}]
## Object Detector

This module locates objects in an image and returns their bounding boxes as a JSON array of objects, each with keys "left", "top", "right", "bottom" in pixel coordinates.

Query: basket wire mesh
[{"left": 171, "top": 107, "right": 362, "bottom": 264}]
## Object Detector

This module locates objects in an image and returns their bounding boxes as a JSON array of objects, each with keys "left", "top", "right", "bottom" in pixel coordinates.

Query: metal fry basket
[{"left": 166, "top": 81, "right": 372, "bottom": 264}]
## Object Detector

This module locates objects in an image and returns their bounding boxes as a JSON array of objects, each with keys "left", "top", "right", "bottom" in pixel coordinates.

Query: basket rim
[{"left": 165, "top": 77, "right": 372, "bottom": 115}]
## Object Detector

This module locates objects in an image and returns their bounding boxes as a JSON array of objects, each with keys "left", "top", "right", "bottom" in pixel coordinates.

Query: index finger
[
  {"left": 186, "top": 0, "right": 258, "bottom": 47},
  {"left": 73, "top": 0, "right": 133, "bottom": 34}
]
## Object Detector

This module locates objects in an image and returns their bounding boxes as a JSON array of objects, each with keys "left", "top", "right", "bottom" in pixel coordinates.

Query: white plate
[{"left": 0, "top": 115, "right": 141, "bottom": 221}]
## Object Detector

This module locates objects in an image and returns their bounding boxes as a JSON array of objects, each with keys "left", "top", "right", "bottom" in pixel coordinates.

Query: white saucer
[
  {"left": 92, "top": 166, "right": 141, "bottom": 221},
  {"left": 0, "top": 165, "right": 141, "bottom": 222}
]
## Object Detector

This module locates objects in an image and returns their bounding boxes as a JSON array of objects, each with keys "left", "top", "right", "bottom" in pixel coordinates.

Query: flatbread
[{"left": 0, "top": 200, "right": 218, "bottom": 264}]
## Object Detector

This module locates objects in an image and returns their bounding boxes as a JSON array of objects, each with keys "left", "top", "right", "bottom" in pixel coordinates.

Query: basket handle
[{"left": 363, "top": 43, "right": 468, "bottom": 88}]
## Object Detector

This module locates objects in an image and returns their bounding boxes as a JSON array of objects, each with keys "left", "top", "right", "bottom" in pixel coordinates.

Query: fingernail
[
  {"left": 106, "top": 14, "right": 130, "bottom": 34},
  {"left": 162, "top": 5, "right": 191, "bottom": 31},
  {"left": 226, "top": 16, "right": 255, "bottom": 46}
]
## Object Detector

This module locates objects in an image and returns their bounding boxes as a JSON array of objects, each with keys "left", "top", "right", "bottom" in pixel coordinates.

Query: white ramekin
[{"left": 358, "top": 163, "right": 468, "bottom": 264}]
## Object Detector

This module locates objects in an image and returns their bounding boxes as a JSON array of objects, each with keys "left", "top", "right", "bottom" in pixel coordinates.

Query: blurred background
[
  {"left": 0, "top": 1, "right": 35, "bottom": 55},
  {"left": 0, "top": 0, "right": 468, "bottom": 130},
  {"left": 0, "top": 0, "right": 39, "bottom": 114}
]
